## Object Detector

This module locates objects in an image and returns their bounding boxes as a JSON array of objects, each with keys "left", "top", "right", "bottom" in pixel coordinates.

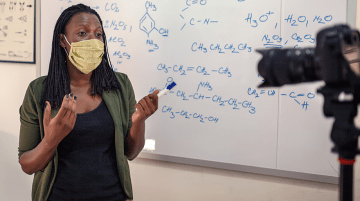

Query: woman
[{"left": 18, "top": 4, "right": 158, "bottom": 201}]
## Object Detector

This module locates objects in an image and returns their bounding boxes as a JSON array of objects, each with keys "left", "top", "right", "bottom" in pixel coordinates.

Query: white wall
[
  {"left": 1, "top": 0, "right": 360, "bottom": 200},
  {"left": 0, "top": 0, "right": 40, "bottom": 200}
]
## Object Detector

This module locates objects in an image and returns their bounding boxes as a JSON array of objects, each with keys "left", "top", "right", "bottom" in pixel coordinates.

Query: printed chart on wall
[
  {"left": 41, "top": 0, "right": 347, "bottom": 177},
  {"left": 0, "top": 0, "right": 35, "bottom": 63}
]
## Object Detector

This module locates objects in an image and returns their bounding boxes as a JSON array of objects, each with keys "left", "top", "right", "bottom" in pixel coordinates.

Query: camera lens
[{"left": 257, "top": 48, "right": 320, "bottom": 87}]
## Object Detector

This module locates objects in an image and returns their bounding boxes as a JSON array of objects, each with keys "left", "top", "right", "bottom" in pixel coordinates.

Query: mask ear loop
[
  {"left": 62, "top": 35, "right": 71, "bottom": 56},
  {"left": 63, "top": 47, "right": 69, "bottom": 56}
]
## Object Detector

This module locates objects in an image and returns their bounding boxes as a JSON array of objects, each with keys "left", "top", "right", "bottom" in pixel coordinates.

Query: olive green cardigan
[{"left": 18, "top": 72, "right": 136, "bottom": 201}]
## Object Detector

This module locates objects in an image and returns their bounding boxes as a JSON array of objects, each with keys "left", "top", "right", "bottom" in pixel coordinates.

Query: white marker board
[{"left": 41, "top": 0, "right": 348, "bottom": 180}]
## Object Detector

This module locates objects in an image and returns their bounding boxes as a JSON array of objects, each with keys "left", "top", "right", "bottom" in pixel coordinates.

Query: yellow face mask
[{"left": 64, "top": 35, "right": 104, "bottom": 74}]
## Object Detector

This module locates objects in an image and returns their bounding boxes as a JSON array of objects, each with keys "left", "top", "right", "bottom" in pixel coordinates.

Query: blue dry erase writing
[{"left": 158, "top": 81, "right": 177, "bottom": 98}]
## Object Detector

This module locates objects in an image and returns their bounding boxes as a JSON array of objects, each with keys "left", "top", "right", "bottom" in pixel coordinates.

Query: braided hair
[{"left": 40, "top": 3, "right": 121, "bottom": 109}]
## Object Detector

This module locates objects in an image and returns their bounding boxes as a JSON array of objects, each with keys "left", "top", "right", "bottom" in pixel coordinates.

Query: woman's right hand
[{"left": 43, "top": 93, "right": 77, "bottom": 147}]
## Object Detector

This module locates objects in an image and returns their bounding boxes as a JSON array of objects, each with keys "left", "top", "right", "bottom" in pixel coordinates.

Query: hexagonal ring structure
[{"left": 139, "top": 13, "right": 156, "bottom": 37}]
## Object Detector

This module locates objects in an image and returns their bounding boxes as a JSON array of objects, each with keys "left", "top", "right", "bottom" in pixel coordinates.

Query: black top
[{"left": 48, "top": 100, "right": 127, "bottom": 201}]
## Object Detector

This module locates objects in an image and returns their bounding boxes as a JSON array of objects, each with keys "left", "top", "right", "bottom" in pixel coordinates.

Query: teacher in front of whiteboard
[{"left": 18, "top": 4, "right": 158, "bottom": 201}]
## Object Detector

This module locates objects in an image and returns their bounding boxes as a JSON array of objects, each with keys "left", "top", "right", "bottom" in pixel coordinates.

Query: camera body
[{"left": 258, "top": 24, "right": 358, "bottom": 87}]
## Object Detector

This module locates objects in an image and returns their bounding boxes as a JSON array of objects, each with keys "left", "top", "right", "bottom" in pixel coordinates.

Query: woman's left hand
[{"left": 132, "top": 89, "right": 159, "bottom": 124}]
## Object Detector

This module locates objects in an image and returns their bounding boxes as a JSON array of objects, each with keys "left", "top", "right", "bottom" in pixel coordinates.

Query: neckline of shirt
[{"left": 76, "top": 99, "right": 105, "bottom": 116}]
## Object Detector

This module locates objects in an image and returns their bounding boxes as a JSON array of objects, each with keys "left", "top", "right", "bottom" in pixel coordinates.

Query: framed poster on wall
[{"left": 0, "top": 0, "right": 35, "bottom": 63}]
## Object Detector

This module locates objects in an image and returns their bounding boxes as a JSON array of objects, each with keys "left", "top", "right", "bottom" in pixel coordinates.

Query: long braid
[{"left": 40, "top": 4, "right": 121, "bottom": 110}]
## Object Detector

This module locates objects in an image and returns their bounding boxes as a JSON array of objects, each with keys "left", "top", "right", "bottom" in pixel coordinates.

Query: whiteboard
[{"left": 41, "top": 0, "right": 347, "bottom": 178}]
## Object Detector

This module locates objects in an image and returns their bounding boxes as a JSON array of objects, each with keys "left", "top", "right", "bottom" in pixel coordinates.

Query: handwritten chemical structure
[
  {"left": 245, "top": 11, "right": 275, "bottom": 28},
  {"left": 180, "top": 0, "right": 212, "bottom": 31},
  {"left": 156, "top": 89, "right": 257, "bottom": 114},
  {"left": 157, "top": 63, "right": 232, "bottom": 77},
  {"left": 281, "top": 92, "right": 315, "bottom": 111},
  {"left": 146, "top": 39, "right": 159, "bottom": 52},
  {"left": 104, "top": 2, "right": 119, "bottom": 12},
  {"left": 149, "top": 78, "right": 256, "bottom": 114},
  {"left": 247, "top": 87, "right": 276, "bottom": 98},
  {"left": 284, "top": 14, "right": 333, "bottom": 27},
  {"left": 180, "top": 17, "right": 218, "bottom": 31},
  {"left": 107, "top": 36, "right": 126, "bottom": 46},
  {"left": 247, "top": 87, "right": 315, "bottom": 111},
  {"left": 112, "top": 50, "right": 130, "bottom": 65},
  {"left": 185, "top": 0, "right": 207, "bottom": 7},
  {"left": 162, "top": 105, "right": 219, "bottom": 123},
  {"left": 104, "top": 20, "right": 132, "bottom": 33},
  {"left": 262, "top": 34, "right": 287, "bottom": 49},
  {"left": 262, "top": 33, "right": 315, "bottom": 49},
  {"left": 139, "top": 1, "right": 169, "bottom": 38},
  {"left": 181, "top": 0, "right": 207, "bottom": 13},
  {"left": 291, "top": 33, "right": 315, "bottom": 44},
  {"left": 197, "top": 81, "right": 213, "bottom": 92},
  {"left": 191, "top": 42, "right": 252, "bottom": 54},
  {"left": 139, "top": 1, "right": 169, "bottom": 52}
]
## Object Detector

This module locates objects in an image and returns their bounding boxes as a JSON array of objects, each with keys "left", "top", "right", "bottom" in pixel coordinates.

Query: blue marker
[{"left": 158, "top": 82, "right": 177, "bottom": 98}]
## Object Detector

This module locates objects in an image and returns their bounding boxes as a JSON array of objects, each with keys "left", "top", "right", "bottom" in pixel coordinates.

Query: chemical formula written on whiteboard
[
  {"left": 284, "top": 14, "right": 333, "bottom": 27},
  {"left": 162, "top": 105, "right": 220, "bottom": 123},
  {"left": 243, "top": 11, "right": 334, "bottom": 48},
  {"left": 245, "top": 11, "right": 275, "bottom": 28},
  {"left": 139, "top": 1, "right": 169, "bottom": 52},
  {"left": 139, "top": 1, "right": 169, "bottom": 38},
  {"left": 103, "top": 20, "right": 132, "bottom": 33},
  {"left": 157, "top": 63, "right": 232, "bottom": 77},
  {"left": 256, "top": 74, "right": 316, "bottom": 111},
  {"left": 149, "top": 78, "right": 257, "bottom": 115},
  {"left": 262, "top": 33, "right": 315, "bottom": 49},
  {"left": 180, "top": 0, "right": 211, "bottom": 31},
  {"left": 191, "top": 42, "right": 252, "bottom": 54},
  {"left": 245, "top": 12, "right": 333, "bottom": 28}
]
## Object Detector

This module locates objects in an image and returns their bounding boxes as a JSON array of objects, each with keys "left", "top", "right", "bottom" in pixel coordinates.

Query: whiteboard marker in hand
[{"left": 158, "top": 82, "right": 177, "bottom": 98}]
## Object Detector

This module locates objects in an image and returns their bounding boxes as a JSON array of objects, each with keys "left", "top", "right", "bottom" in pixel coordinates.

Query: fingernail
[
  {"left": 74, "top": 96, "right": 77, "bottom": 101},
  {"left": 66, "top": 94, "right": 69, "bottom": 98},
  {"left": 70, "top": 93, "right": 73, "bottom": 98}
]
